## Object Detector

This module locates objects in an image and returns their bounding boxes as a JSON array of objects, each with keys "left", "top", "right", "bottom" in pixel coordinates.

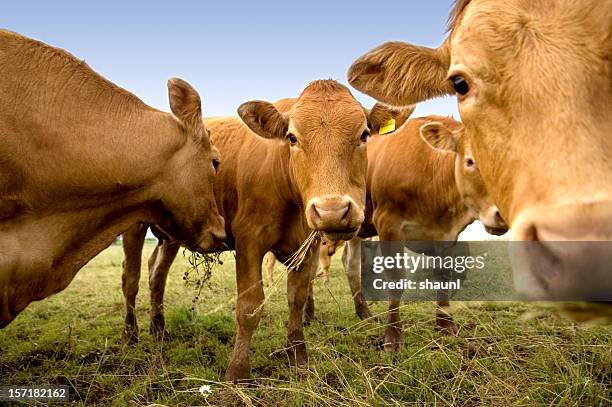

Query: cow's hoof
[
  {"left": 435, "top": 319, "right": 459, "bottom": 336},
  {"left": 355, "top": 304, "right": 373, "bottom": 320},
  {"left": 150, "top": 327, "right": 171, "bottom": 341},
  {"left": 122, "top": 328, "right": 139, "bottom": 346},
  {"left": 225, "top": 361, "right": 251, "bottom": 383},
  {"left": 435, "top": 312, "right": 459, "bottom": 336},
  {"left": 383, "top": 327, "right": 402, "bottom": 352},
  {"left": 286, "top": 341, "right": 308, "bottom": 367},
  {"left": 150, "top": 318, "right": 169, "bottom": 341}
]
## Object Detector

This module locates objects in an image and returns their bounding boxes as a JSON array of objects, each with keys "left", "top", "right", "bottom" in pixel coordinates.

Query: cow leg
[
  {"left": 433, "top": 268, "right": 456, "bottom": 335},
  {"left": 433, "top": 245, "right": 460, "bottom": 336},
  {"left": 341, "top": 236, "right": 372, "bottom": 320},
  {"left": 286, "top": 248, "right": 317, "bottom": 368},
  {"left": 380, "top": 238, "right": 405, "bottom": 352},
  {"left": 149, "top": 240, "right": 179, "bottom": 340},
  {"left": 225, "top": 243, "right": 266, "bottom": 382},
  {"left": 316, "top": 243, "right": 331, "bottom": 283},
  {"left": 303, "top": 252, "right": 319, "bottom": 325},
  {"left": 121, "top": 224, "right": 148, "bottom": 345},
  {"left": 435, "top": 296, "right": 458, "bottom": 336},
  {"left": 263, "top": 252, "right": 276, "bottom": 287}
]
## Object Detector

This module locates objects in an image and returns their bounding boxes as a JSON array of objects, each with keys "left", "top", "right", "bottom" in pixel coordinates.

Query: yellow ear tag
[{"left": 379, "top": 118, "right": 396, "bottom": 135}]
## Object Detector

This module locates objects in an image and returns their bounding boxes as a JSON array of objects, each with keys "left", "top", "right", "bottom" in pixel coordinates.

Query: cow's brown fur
[
  {"left": 348, "top": 0, "right": 612, "bottom": 302},
  {"left": 0, "top": 30, "right": 224, "bottom": 327},
  {"left": 119, "top": 81, "right": 411, "bottom": 381},
  {"left": 341, "top": 115, "right": 506, "bottom": 350}
]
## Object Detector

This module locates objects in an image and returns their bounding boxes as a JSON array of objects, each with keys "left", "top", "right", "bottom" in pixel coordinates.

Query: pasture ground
[{"left": 0, "top": 241, "right": 610, "bottom": 406}]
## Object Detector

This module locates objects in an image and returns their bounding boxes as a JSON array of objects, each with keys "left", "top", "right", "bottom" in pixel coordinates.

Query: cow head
[
  {"left": 157, "top": 78, "right": 225, "bottom": 252},
  {"left": 238, "top": 80, "right": 409, "bottom": 241},
  {"left": 420, "top": 120, "right": 507, "bottom": 235},
  {"left": 348, "top": 0, "right": 612, "bottom": 301}
]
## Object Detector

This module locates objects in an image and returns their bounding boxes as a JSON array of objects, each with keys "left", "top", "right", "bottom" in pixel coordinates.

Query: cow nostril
[
  {"left": 342, "top": 201, "right": 351, "bottom": 220},
  {"left": 311, "top": 204, "right": 322, "bottom": 222},
  {"left": 526, "top": 223, "right": 539, "bottom": 241}
]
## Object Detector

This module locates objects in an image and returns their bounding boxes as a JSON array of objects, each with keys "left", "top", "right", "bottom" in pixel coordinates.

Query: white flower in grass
[{"left": 199, "top": 384, "right": 212, "bottom": 396}]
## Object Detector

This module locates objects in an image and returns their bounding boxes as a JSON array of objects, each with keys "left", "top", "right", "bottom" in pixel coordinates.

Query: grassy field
[{"left": 0, "top": 241, "right": 610, "bottom": 406}]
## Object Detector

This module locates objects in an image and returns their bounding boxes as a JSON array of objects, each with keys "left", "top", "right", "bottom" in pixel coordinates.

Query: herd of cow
[{"left": 1, "top": 0, "right": 610, "bottom": 383}]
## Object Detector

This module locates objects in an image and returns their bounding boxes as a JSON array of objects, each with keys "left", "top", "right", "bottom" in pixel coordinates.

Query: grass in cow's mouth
[
  {"left": 183, "top": 249, "right": 225, "bottom": 310},
  {"left": 1, "top": 241, "right": 610, "bottom": 406}
]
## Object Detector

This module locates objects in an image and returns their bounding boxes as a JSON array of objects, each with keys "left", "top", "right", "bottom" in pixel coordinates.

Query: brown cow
[
  {"left": 120, "top": 80, "right": 412, "bottom": 381},
  {"left": 0, "top": 30, "right": 225, "bottom": 327},
  {"left": 348, "top": 0, "right": 612, "bottom": 303},
  {"left": 341, "top": 116, "right": 507, "bottom": 351}
]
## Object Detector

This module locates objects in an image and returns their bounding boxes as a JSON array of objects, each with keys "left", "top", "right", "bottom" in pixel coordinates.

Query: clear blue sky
[{"left": 1, "top": 0, "right": 459, "bottom": 118}]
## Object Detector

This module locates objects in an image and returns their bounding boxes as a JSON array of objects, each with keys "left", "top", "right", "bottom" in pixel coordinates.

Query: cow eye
[
  {"left": 465, "top": 157, "right": 475, "bottom": 167},
  {"left": 212, "top": 158, "right": 220, "bottom": 172},
  {"left": 287, "top": 133, "right": 298, "bottom": 145},
  {"left": 360, "top": 130, "right": 371, "bottom": 143},
  {"left": 451, "top": 75, "right": 470, "bottom": 96}
]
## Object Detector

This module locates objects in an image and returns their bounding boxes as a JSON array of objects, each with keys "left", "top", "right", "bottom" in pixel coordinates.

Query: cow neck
[{"left": 419, "top": 152, "right": 471, "bottom": 233}]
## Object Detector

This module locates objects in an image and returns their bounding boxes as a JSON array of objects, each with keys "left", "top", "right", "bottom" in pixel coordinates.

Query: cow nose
[
  {"left": 310, "top": 199, "right": 351, "bottom": 229},
  {"left": 511, "top": 201, "right": 612, "bottom": 301},
  {"left": 482, "top": 207, "right": 508, "bottom": 235},
  {"left": 211, "top": 229, "right": 226, "bottom": 247},
  {"left": 493, "top": 210, "right": 504, "bottom": 225},
  {"left": 305, "top": 195, "right": 364, "bottom": 237},
  {"left": 195, "top": 215, "right": 226, "bottom": 252}
]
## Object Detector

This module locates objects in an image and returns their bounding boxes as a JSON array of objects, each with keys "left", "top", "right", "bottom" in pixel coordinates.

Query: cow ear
[
  {"left": 348, "top": 41, "right": 453, "bottom": 106},
  {"left": 237, "top": 100, "right": 288, "bottom": 139},
  {"left": 368, "top": 103, "right": 415, "bottom": 134},
  {"left": 167, "top": 78, "right": 203, "bottom": 133},
  {"left": 420, "top": 122, "right": 457, "bottom": 153}
]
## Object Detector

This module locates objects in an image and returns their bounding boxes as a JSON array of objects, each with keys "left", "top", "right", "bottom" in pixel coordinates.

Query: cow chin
[
  {"left": 480, "top": 207, "right": 508, "bottom": 236},
  {"left": 321, "top": 229, "right": 359, "bottom": 242},
  {"left": 484, "top": 225, "right": 508, "bottom": 236}
]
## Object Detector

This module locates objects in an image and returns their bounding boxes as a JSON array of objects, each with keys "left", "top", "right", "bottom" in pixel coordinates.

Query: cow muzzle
[
  {"left": 481, "top": 207, "right": 508, "bottom": 236},
  {"left": 511, "top": 201, "right": 612, "bottom": 302},
  {"left": 306, "top": 195, "right": 364, "bottom": 241},
  {"left": 192, "top": 214, "right": 227, "bottom": 253}
]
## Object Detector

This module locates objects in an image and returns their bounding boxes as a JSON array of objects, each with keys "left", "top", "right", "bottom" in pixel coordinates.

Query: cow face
[
  {"left": 159, "top": 78, "right": 225, "bottom": 252},
  {"left": 348, "top": 0, "right": 612, "bottom": 301},
  {"left": 238, "top": 80, "right": 408, "bottom": 241},
  {"left": 420, "top": 121, "right": 507, "bottom": 235}
]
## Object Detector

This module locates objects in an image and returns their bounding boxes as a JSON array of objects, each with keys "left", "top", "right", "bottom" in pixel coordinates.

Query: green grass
[{"left": 1, "top": 242, "right": 610, "bottom": 406}]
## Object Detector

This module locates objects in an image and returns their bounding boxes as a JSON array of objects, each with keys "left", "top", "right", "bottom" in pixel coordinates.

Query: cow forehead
[
  {"left": 290, "top": 94, "right": 366, "bottom": 137},
  {"left": 451, "top": 0, "right": 610, "bottom": 70}
]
